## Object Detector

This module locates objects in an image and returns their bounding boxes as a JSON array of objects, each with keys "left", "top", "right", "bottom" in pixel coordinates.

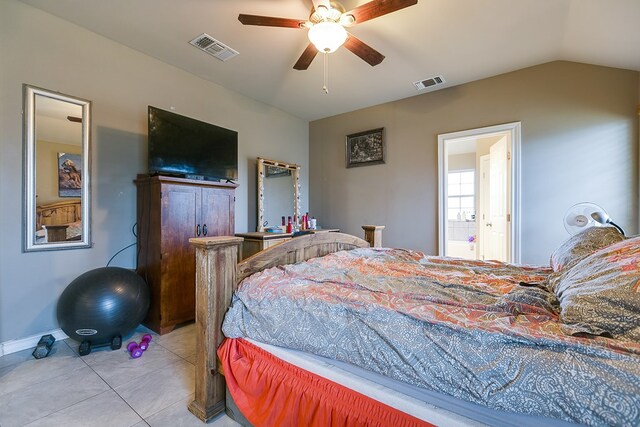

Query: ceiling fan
[{"left": 238, "top": 0, "right": 418, "bottom": 71}]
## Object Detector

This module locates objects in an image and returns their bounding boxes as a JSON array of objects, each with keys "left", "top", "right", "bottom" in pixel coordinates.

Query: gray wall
[
  {"left": 310, "top": 61, "right": 639, "bottom": 265},
  {"left": 263, "top": 172, "right": 296, "bottom": 229},
  {"left": 0, "top": 0, "right": 308, "bottom": 342}
]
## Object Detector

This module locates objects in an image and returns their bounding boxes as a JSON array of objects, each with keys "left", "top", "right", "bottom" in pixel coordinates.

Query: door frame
[
  {"left": 437, "top": 122, "right": 522, "bottom": 263},
  {"left": 478, "top": 154, "right": 490, "bottom": 260}
]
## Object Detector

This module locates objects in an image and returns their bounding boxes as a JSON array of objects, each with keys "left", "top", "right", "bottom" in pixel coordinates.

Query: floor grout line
[
  {"left": 0, "top": 324, "right": 207, "bottom": 427},
  {"left": 21, "top": 389, "right": 113, "bottom": 427},
  {"left": 0, "top": 348, "right": 83, "bottom": 399},
  {"left": 80, "top": 348, "right": 147, "bottom": 425}
]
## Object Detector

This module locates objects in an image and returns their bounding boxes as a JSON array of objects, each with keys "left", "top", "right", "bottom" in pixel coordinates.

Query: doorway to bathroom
[{"left": 437, "top": 122, "right": 521, "bottom": 263}]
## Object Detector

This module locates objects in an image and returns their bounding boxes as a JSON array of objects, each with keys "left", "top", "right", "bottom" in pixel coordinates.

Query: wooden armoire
[{"left": 135, "top": 174, "right": 237, "bottom": 334}]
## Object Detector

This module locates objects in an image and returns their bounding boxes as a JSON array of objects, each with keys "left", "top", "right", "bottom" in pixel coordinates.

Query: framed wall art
[
  {"left": 345, "top": 127, "right": 385, "bottom": 168},
  {"left": 57, "top": 152, "right": 82, "bottom": 197}
]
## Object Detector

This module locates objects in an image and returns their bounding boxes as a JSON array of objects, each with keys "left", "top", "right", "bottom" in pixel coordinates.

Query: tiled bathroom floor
[{"left": 0, "top": 323, "right": 240, "bottom": 427}]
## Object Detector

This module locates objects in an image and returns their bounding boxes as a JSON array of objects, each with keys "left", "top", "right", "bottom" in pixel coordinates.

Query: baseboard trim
[{"left": 0, "top": 329, "right": 69, "bottom": 357}]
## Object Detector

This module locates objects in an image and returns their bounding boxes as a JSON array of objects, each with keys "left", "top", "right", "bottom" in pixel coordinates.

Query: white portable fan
[{"left": 563, "top": 202, "right": 625, "bottom": 236}]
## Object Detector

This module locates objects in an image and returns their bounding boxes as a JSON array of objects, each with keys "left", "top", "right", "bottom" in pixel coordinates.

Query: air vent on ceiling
[
  {"left": 189, "top": 33, "right": 239, "bottom": 61},
  {"left": 413, "top": 75, "right": 446, "bottom": 90}
]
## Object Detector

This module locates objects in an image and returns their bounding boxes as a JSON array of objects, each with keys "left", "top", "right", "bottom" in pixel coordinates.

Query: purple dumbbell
[
  {"left": 127, "top": 341, "right": 143, "bottom": 359},
  {"left": 138, "top": 334, "right": 152, "bottom": 351},
  {"left": 127, "top": 334, "right": 152, "bottom": 359}
]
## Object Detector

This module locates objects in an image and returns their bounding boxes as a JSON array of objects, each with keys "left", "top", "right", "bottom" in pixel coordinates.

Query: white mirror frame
[
  {"left": 23, "top": 85, "right": 91, "bottom": 251},
  {"left": 257, "top": 157, "right": 300, "bottom": 232}
]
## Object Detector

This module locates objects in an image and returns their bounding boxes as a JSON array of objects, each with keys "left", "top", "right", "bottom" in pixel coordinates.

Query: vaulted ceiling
[{"left": 20, "top": 0, "right": 640, "bottom": 121}]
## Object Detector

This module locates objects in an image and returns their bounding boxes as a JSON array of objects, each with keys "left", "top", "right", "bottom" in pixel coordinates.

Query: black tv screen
[{"left": 148, "top": 106, "right": 238, "bottom": 181}]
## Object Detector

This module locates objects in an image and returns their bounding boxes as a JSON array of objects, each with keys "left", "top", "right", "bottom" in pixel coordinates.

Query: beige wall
[
  {"left": 448, "top": 153, "right": 475, "bottom": 171},
  {"left": 0, "top": 0, "right": 308, "bottom": 342},
  {"left": 310, "top": 61, "right": 639, "bottom": 264},
  {"left": 36, "top": 140, "right": 81, "bottom": 205}
]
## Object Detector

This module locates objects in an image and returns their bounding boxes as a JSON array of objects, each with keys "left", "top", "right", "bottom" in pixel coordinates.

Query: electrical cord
[{"left": 106, "top": 222, "right": 138, "bottom": 267}]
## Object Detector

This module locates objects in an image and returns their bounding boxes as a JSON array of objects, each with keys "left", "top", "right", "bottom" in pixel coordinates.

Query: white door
[
  {"left": 488, "top": 137, "right": 509, "bottom": 262},
  {"left": 478, "top": 155, "right": 490, "bottom": 260}
]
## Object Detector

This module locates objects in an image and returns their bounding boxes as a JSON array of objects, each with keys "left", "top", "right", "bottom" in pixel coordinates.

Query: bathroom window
[{"left": 448, "top": 170, "right": 475, "bottom": 220}]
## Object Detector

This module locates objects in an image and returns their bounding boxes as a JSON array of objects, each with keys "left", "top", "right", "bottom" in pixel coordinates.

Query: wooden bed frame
[
  {"left": 36, "top": 199, "right": 81, "bottom": 231},
  {"left": 187, "top": 225, "right": 385, "bottom": 422}
]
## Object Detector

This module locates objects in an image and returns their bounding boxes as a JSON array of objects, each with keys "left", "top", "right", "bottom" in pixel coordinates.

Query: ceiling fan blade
[
  {"left": 346, "top": 0, "right": 418, "bottom": 25},
  {"left": 238, "top": 14, "right": 305, "bottom": 28},
  {"left": 293, "top": 43, "right": 319, "bottom": 70},
  {"left": 344, "top": 33, "right": 385, "bottom": 66}
]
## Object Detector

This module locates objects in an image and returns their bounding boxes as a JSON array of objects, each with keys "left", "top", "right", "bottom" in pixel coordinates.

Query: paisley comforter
[{"left": 222, "top": 248, "right": 640, "bottom": 426}]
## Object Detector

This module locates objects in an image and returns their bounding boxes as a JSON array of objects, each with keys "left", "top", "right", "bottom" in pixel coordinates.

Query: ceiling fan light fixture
[
  {"left": 339, "top": 14, "right": 356, "bottom": 26},
  {"left": 308, "top": 21, "right": 348, "bottom": 53},
  {"left": 314, "top": 4, "right": 330, "bottom": 19}
]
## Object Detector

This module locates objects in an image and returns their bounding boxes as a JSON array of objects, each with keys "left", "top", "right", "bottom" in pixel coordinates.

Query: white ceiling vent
[
  {"left": 189, "top": 33, "right": 239, "bottom": 61},
  {"left": 413, "top": 75, "right": 446, "bottom": 90}
]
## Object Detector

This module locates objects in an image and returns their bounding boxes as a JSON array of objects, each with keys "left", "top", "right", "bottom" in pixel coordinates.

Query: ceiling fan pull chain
[{"left": 323, "top": 52, "right": 329, "bottom": 94}]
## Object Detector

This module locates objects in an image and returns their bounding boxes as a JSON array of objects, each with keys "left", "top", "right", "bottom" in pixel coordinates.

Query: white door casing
[{"left": 438, "top": 122, "right": 521, "bottom": 263}]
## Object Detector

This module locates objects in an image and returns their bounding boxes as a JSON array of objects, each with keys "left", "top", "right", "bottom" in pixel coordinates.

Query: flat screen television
[{"left": 148, "top": 106, "right": 238, "bottom": 181}]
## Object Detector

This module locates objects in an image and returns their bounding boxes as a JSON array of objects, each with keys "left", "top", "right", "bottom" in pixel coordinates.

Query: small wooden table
[
  {"left": 43, "top": 224, "right": 69, "bottom": 242},
  {"left": 235, "top": 229, "right": 339, "bottom": 260}
]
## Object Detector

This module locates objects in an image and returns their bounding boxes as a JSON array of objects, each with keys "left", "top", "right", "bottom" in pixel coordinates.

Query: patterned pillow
[
  {"left": 550, "top": 226, "right": 624, "bottom": 272},
  {"left": 555, "top": 236, "right": 640, "bottom": 342}
]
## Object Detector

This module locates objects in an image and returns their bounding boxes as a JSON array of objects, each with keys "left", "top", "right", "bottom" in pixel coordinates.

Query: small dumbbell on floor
[
  {"left": 138, "top": 334, "right": 152, "bottom": 351},
  {"left": 127, "top": 334, "right": 152, "bottom": 359},
  {"left": 32, "top": 334, "right": 56, "bottom": 359}
]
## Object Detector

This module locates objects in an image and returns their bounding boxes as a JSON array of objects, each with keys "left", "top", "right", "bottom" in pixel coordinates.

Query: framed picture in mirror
[
  {"left": 58, "top": 152, "right": 82, "bottom": 197},
  {"left": 265, "top": 165, "right": 292, "bottom": 178}
]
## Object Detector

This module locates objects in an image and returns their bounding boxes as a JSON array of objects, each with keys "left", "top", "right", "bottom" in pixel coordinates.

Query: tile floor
[{"left": 0, "top": 323, "right": 240, "bottom": 427}]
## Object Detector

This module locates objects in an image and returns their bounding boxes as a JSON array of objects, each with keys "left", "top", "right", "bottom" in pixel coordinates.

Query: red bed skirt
[{"left": 218, "top": 338, "right": 434, "bottom": 427}]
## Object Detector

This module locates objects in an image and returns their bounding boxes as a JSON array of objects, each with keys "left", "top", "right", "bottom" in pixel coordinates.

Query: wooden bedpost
[
  {"left": 362, "top": 225, "right": 385, "bottom": 247},
  {"left": 188, "top": 236, "right": 243, "bottom": 422}
]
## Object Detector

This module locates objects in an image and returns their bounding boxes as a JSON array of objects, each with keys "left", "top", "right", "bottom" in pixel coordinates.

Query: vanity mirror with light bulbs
[
  {"left": 256, "top": 157, "right": 300, "bottom": 232},
  {"left": 23, "top": 85, "right": 91, "bottom": 251}
]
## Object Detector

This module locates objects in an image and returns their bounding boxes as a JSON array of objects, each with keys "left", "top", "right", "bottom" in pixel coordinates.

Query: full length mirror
[
  {"left": 23, "top": 85, "right": 91, "bottom": 251},
  {"left": 257, "top": 157, "right": 300, "bottom": 232}
]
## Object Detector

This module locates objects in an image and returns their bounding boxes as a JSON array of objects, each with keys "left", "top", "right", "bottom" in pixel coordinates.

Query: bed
[
  {"left": 188, "top": 226, "right": 640, "bottom": 426},
  {"left": 35, "top": 200, "right": 82, "bottom": 242}
]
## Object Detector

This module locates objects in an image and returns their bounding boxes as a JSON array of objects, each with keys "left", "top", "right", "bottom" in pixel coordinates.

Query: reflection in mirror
[
  {"left": 23, "top": 85, "right": 91, "bottom": 251},
  {"left": 257, "top": 158, "right": 300, "bottom": 232}
]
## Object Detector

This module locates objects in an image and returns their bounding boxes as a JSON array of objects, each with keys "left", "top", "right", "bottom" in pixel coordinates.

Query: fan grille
[{"left": 563, "top": 202, "right": 607, "bottom": 235}]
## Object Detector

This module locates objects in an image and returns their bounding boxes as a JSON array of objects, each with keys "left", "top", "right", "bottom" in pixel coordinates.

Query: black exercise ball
[{"left": 57, "top": 267, "right": 150, "bottom": 348}]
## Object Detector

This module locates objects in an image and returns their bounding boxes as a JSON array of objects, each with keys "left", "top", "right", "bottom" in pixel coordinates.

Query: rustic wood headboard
[
  {"left": 36, "top": 199, "right": 81, "bottom": 231},
  {"left": 187, "top": 226, "right": 383, "bottom": 422}
]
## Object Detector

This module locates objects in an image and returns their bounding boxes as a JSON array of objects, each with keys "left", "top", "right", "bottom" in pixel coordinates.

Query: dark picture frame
[
  {"left": 58, "top": 152, "right": 82, "bottom": 197},
  {"left": 265, "top": 165, "right": 292, "bottom": 178},
  {"left": 345, "top": 128, "right": 385, "bottom": 168}
]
